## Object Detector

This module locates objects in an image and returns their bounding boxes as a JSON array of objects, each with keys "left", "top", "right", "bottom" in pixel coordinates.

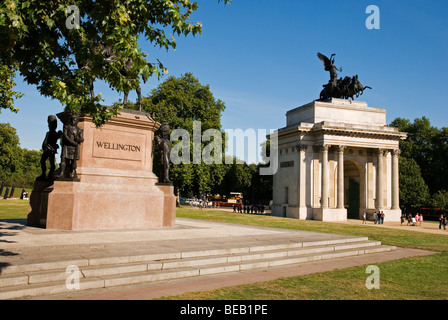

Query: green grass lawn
[
  {"left": 164, "top": 252, "right": 448, "bottom": 300},
  {"left": 172, "top": 206, "right": 448, "bottom": 300},
  {"left": 1, "top": 201, "right": 447, "bottom": 300},
  {"left": 0, "top": 199, "right": 29, "bottom": 220}
]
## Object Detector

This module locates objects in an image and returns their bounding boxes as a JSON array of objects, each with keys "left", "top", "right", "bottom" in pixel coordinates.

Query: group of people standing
[
  {"left": 402, "top": 213, "right": 423, "bottom": 226},
  {"left": 373, "top": 211, "right": 385, "bottom": 224},
  {"left": 361, "top": 211, "right": 385, "bottom": 224},
  {"left": 233, "top": 204, "right": 265, "bottom": 214}
]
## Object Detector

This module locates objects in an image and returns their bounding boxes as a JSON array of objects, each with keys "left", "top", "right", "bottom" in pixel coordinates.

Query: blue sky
[{"left": 2, "top": 0, "right": 448, "bottom": 163}]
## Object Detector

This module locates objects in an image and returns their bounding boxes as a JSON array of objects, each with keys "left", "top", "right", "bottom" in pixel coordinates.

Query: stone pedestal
[
  {"left": 27, "top": 109, "right": 176, "bottom": 230},
  {"left": 27, "top": 181, "right": 53, "bottom": 228},
  {"left": 313, "top": 208, "right": 348, "bottom": 222}
]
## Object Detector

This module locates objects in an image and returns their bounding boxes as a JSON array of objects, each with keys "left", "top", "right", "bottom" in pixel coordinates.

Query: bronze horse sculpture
[
  {"left": 317, "top": 52, "right": 371, "bottom": 101},
  {"left": 76, "top": 42, "right": 146, "bottom": 111}
]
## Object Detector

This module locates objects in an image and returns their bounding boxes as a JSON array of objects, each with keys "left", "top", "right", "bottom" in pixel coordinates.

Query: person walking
[
  {"left": 373, "top": 211, "right": 378, "bottom": 224},
  {"left": 362, "top": 211, "right": 367, "bottom": 224},
  {"left": 380, "top": 211, "right": 385, "bottom": 224}
]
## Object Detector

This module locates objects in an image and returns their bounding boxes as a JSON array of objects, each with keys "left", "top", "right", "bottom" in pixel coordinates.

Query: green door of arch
[{"left": 348, "top": 178, "right": 360, "bottom": 219}]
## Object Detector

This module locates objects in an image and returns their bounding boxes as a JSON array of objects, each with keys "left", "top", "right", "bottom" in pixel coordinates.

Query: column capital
[
  {"left": 321, "top": 144, "right": 331, "bottom": 152},
  {"left": 295, "top": 144, "right": 308, "bottom": 152},
  {"left": 376, "top": 148, "right": 389, "bottom": 157},
  {"left": 337, "top": 145, "right": 346, "bottom": 153},
  {"left": 313, "top": 144, "right": 332, "bottom": 151},
  {"left": 391, "top": 149, "right": 401, "bottom": 157}
]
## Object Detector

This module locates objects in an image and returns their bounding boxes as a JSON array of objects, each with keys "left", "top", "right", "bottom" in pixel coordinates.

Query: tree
[
  {"left": 133, "top": 73, "right": 227, "bottom": 196},
  {"left": 0, "top": 123, "right": 23, "bottom": 183},
  {"left": 431, "top": 127, "right": 448, "bottom": 194},
  {"left": 20, "top": 148, "right": 42, "bottom": 187},
  {"left": 390, "top": 117, "right": 448, "bottom": 195},
  {"left": 215, "top": 157, "right": 253, "bottom": 198},
  {"left": 0, "top": 0, "right": 230, "bottom": 126},
  {"left": 0, "top": 123, "right": 43, "bottom": 187},
  {"left": 249, "top": 163, "right": 273, "bottom": 204},
  {"left": 432, "top": 190, "right": 448, "bottom": 212},
  {"left": 399, "top": 157, "right": 430, "bottom": 213},
  {"left": 0, "top": 64, "right": 23, "bottom": 113}
]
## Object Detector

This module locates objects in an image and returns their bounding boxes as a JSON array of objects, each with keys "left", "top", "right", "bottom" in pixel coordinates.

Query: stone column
[
  {"left": 391, "top": 149, "right": 400, "bottom": 210},
  {"left": 376, "top": 149, "right": 386, "bottom": 210},
  {"left": 321, "top": 145, "right": 330, "bottom": 209},
  {"left": 337, "top": 145, "right": 346, "bottom": 209},
  {"left": 296, "top": 144, "right": 308, "bottom": 209}
]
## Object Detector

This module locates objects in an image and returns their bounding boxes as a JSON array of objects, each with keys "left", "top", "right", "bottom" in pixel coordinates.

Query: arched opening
[{"left": 344, "top": 160, "right": 361, "bottom": 219}]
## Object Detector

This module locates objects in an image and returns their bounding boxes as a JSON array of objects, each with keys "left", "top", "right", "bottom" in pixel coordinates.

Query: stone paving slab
[{"left": 1, "top": 218, "right": 361, "bottom": 270}]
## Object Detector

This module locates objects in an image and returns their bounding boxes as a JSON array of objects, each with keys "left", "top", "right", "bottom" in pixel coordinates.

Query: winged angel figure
[
  {"left": 317, "top": 52, "right": 342, "bottom": 100},
  {"left": 317, "top": 52, "right": 371, "bottom": 101}
]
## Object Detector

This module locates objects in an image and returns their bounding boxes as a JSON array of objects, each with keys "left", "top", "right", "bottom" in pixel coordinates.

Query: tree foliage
[
  {"left": 0, "top": 64, "right": 23, "bottom": 113},
  {"left": 0, "top": 123, "right": 22, "bottom": 181},
  {"left": 0, "top": 0, "right": 230, "bottom": 126},
  {"left": 432, "top": 190, "right": 448, "bottom": 211},
  {"left": 127, "top": 73, "right": 226, "bottom": 196},
  {"left": 390, "top": 117, "right": 448, "bottom": 211},
  {"left": 391, "top": 117, "right": 448, "bottom": 195},
  {"left": 124, "top": 72, "right": 269, "bottom": 203},
  {"left": 398, "top": 157, "right": 430, "bottom": 212},
  {"left": 0, "top": 123, "right": 41, "bottom": 187}
]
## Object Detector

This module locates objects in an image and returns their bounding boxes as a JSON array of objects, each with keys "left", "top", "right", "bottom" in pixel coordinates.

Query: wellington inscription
[
  {"left": 92, "top": 130, "right": 145, "bottom": 162},
  {"left": 96, "top": 141, "right": 141, "bottom": 153}
]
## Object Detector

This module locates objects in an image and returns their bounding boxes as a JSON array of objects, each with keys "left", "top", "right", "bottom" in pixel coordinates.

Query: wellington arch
[{"left": 271, "top": 98, "right": 408, "bottom": 222}]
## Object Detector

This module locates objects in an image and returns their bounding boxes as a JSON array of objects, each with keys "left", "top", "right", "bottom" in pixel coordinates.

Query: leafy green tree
[
  {"left": 0, "top": 123, "right": 43, "bottom": 187},
  {"left": 249, "top": 163, "right": 273, "bottom": 204},
  {"left": 432, "top": 190, "right": 448, "bottom": 211},
  {"left": 391, "top": 117, "right": 448, "bottom": 195},
  {"left": 399, "top": 157, "right": 430, "bottom": 213},
  {"left": 132, "top": 73, "right": 227, "bottom": 196},
  {"left": 214, "top": 157, "right": 252, "bottom": 199},
  {"left": 0, "top": 123, "right": 23, "bottom": 183},
  {"left": 430, "top": 127, "right": 448, "bottom": 194},
  {"left": 0, "top": 64, "right": 23, "bottom": 113},
  {"left": 20, "top": 148, "right": 42, "bottom": 187},
  {"left": 0, "top": 0, "right": 230, "bottom": 126}
]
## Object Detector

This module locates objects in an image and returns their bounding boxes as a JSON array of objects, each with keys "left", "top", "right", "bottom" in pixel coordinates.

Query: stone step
[
  {"left": 0, "top": 236, "right": 369, "bottom": 275},
  {"left": 0, "top": 238, "right": 374, "bottom": 286},
  {"left": 0, "top": 239, "right": 396, "bottom": 299}
]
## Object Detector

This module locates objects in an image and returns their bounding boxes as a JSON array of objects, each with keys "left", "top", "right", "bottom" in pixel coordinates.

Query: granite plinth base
[
  {"left": 313, "top": 208, "right": 348, "bottom": 222},
  {"left": 27, "top": 181, "right": 54, "bottom": 228},
  {"left": 28, "top": 173, "right": 176, "bottom": 231}
]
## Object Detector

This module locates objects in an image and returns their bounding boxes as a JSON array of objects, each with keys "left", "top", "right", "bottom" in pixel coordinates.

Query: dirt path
[{"left": 333, "top": 219, "right": 447, "bottom": 235}]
